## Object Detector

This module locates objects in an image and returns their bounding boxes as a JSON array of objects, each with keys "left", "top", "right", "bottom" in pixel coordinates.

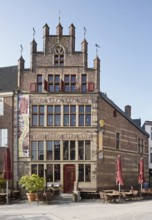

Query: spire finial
[
  {"left": 59, "top": 10, "right": 61, "bottom": 23},
  {"left": 33, "top": 27, "right": 36, "bottom": 39},
  {"left": 20, "top": 44, "right": 23, "bottom": 56},
  {"left": 84, "top": 27, "right": 87, "bottom": 39},
  {"left": 95, "top": 44, "right": 101, "bottom": 56}
]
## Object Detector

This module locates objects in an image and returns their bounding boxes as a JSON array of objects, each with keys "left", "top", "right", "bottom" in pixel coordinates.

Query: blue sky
[{"left": 0, "top": 0, "right": 152, "bottom": 124}]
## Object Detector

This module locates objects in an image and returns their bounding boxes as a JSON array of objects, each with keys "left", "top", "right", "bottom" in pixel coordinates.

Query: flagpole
[
  {"left": 95, "top": 44, "right": 101, "bottom": 56},
  {"left": 20, "top": 44, "right": 23, "bottom": 56},
  {"left": 119, "top": 183, "right": 120, "bottom": 192},
  {"left": 6, "top": 180, "right": 9, "bottom": 204},
  {"left": 33, "top": 27, "right": 36, "bottom": 39},
  {"left": 84, "top": 27, "right": 86, "bottom": 39},
  {"left": 6, "top": 145, "right": 9, "bottom": 204}
]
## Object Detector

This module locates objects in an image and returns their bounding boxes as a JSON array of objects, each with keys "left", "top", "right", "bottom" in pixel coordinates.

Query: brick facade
[
  {"left": 13, "top": 22, "right": 100, "bottom": 192},
  {"left": 97, "top": 94, "right": 149, "bottom": 190},
  {"left": 0, "top": 22, "right": 149, "bottom": 193},
  {"left": 0, "top": 94, "right": 14, "bottom": 174}
]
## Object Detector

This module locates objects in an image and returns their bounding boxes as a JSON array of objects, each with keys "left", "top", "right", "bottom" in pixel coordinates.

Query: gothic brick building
[{"left": 0, "top": 21, "right": 149, "bottom": 193}]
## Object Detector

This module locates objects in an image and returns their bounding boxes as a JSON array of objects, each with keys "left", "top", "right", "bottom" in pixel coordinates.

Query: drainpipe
[{"left": 15, "top": 89, "right": 19, "bottom": 189}]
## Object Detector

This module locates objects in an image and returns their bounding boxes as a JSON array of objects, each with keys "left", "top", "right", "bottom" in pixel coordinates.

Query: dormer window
[{"left": 54, "top": 45, "right": 64, "bottom": 66}]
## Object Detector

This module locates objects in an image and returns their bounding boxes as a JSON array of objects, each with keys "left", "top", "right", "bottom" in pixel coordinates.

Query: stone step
[
  {"left": 60, "top": 193, "right": 73, "bottom": 199},
  {"left": 54, "top": 193, "right": 73, "bottom": 203}
]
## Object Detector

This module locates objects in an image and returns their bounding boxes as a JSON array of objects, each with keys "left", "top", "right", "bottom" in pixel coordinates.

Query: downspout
[{"left": 16, "top": 89, "right": 19, "bottom": 189}]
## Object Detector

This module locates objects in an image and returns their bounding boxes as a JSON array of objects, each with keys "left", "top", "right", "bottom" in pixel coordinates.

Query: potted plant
[
  {"left": 0, "top": 174, "right": 6, "bottom": 192},
  {"left": 72, "top": 191, "right": 77, "bottom": 202},
  {"left": 19, "top": 174, "right": 45, "bottom": 201}
]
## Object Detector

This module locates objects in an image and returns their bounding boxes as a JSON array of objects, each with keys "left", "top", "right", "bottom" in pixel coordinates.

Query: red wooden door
[{"left": 64, "top": 165, "right": 75, "bottom": 193}]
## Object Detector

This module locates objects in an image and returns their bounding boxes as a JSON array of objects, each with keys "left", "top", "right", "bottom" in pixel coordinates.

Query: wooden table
[
  {"left": 0, "top": 193, "right": 7, "bottom": 197},
  {"left": 105, "top": 192, "right": 121, "bottom": 203},
  {"left": 121, "top": 191, "right": 133, "bottom": 200}
]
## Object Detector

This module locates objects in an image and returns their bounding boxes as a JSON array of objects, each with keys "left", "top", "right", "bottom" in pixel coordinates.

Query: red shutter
[
  {"left": 44, "top": 79, "right": 48, "bottom": 91},
  {"left": 88, "top": 82, "right": 94, "bottom": 92},
  {"left": 61, "top": 80, "right": 65, "bottom": 91},
  {"left": 30, "top": 83, "right": 37, "bottom": 92}
]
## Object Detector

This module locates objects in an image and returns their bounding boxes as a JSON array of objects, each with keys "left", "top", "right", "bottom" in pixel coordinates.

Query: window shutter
[
  {"left": 30, "top": 83, "right": 37, "bottom": 92},
  {"left": 44, "top": 79, "right": 48, "bottom": 91},
  {"left": 88, "top": 82, "right": 94, "bottom": 92},
  {"left": 61, "top": 80, "right": 65, "bottom": 91}
]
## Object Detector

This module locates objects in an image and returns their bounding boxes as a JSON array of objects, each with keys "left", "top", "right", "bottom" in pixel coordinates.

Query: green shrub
[
  {"left": 19, "top": 174, "right": 45, "bottom": 193},
  {"left": 0, "top": 174, "right": 6, "bottom": 189}
]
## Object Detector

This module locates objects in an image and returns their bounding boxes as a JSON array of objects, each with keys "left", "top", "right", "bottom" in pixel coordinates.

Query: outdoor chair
[
  {"left": 99, "top": 191, "right": 105, "bottom": 203},
  {"left": 140, "top": 189, "right": 149, "bottom": 198},
  {"left": 48, "top": 182, "right": 62, "bottom": 197},
  {"left": 130, "top": 190, "right": 139, "bottom": 200},
  {"left": 146, "top": 188, "right": 152, "bottom": 198},
  {"left": 0, "top": 194, "right": 6, "bottom": 204},
  {"left": 120, "top": 192, "right": 127, "bottom": 201},
  {"left": 44, "top": 191, "right": 54, "bottom": 204},
  {"left": 12, "top": 190, "right": 21, "bottom": 199},
  {"left": 35, "top": 191, "right": 45, "bottom": 204}
]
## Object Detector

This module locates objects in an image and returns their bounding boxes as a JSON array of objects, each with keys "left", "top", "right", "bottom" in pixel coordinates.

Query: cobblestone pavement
[{"left": 0, "top": 196, "right": 152, "bottom": 220}]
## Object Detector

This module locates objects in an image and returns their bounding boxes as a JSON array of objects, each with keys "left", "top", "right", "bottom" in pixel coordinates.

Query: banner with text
[{"left": 18, "top": 95, "right": 29, "bottom": 157}]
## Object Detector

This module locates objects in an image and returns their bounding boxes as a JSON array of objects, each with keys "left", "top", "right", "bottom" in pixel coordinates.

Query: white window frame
[
  {"left": 0, "top": 98, "right": 4, "bottom": 116},
  {"left": 0, "top": 129, "right": 8, "bottom": 147}
]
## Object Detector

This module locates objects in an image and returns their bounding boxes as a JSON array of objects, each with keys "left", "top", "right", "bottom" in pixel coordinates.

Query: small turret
[
  {"left": 94, "top": 55, "right": 100, "bottom": 70},
  {"left": 56, "top": 23, "right": 63, "bottom": 36},
  {"left": 30, "top": 39, "right": 37, "bottom": 53},
  {"left": 43, "top": 23, "right": 50, "bottom": 54},
  {"left": 18, "top": 56, "right": 25, "bottom": 88},
  {"left": 18, "top": 56, "right": 25, "bottom": 71},
  {"left": 69, "top": 23, "right": 75, "bottom": 37},
  {"left": 81, "top": 38, "right": 88, "bottom": 68},
  {"left": 43, "top": 23, "right": 50, "bottom": 36},
  {"left": 69, "top": 23, "right": 75, "bottom": 53},
  {"left": 30, "top": 39, "right": 37, "bottom": 71},
  {"left": 94, "top": 55, "right": 100, "bottom": 92}
]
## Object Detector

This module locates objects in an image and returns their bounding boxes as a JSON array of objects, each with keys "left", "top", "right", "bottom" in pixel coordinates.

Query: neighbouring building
[
  {"left": 0, "top": 66, "right": 17, "bottom": 175},
  {"left": 0, "top": 21, "right": 149, "bottom": 193},
  {"left": 98, "top": 96, "right": 149, "bottom": 189},
  {"left": 143, "top": 121, "right": 152, "bottom": 187}
]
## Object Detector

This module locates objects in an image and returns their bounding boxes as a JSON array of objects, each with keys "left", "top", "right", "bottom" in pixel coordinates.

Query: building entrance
[{"left": 64, "top": 164, "right": 75, "bottom": 193}]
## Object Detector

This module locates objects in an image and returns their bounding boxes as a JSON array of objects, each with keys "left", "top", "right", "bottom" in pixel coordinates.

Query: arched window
[{"left": 54, "top": 45, "right": 64, "bottom": 66}]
